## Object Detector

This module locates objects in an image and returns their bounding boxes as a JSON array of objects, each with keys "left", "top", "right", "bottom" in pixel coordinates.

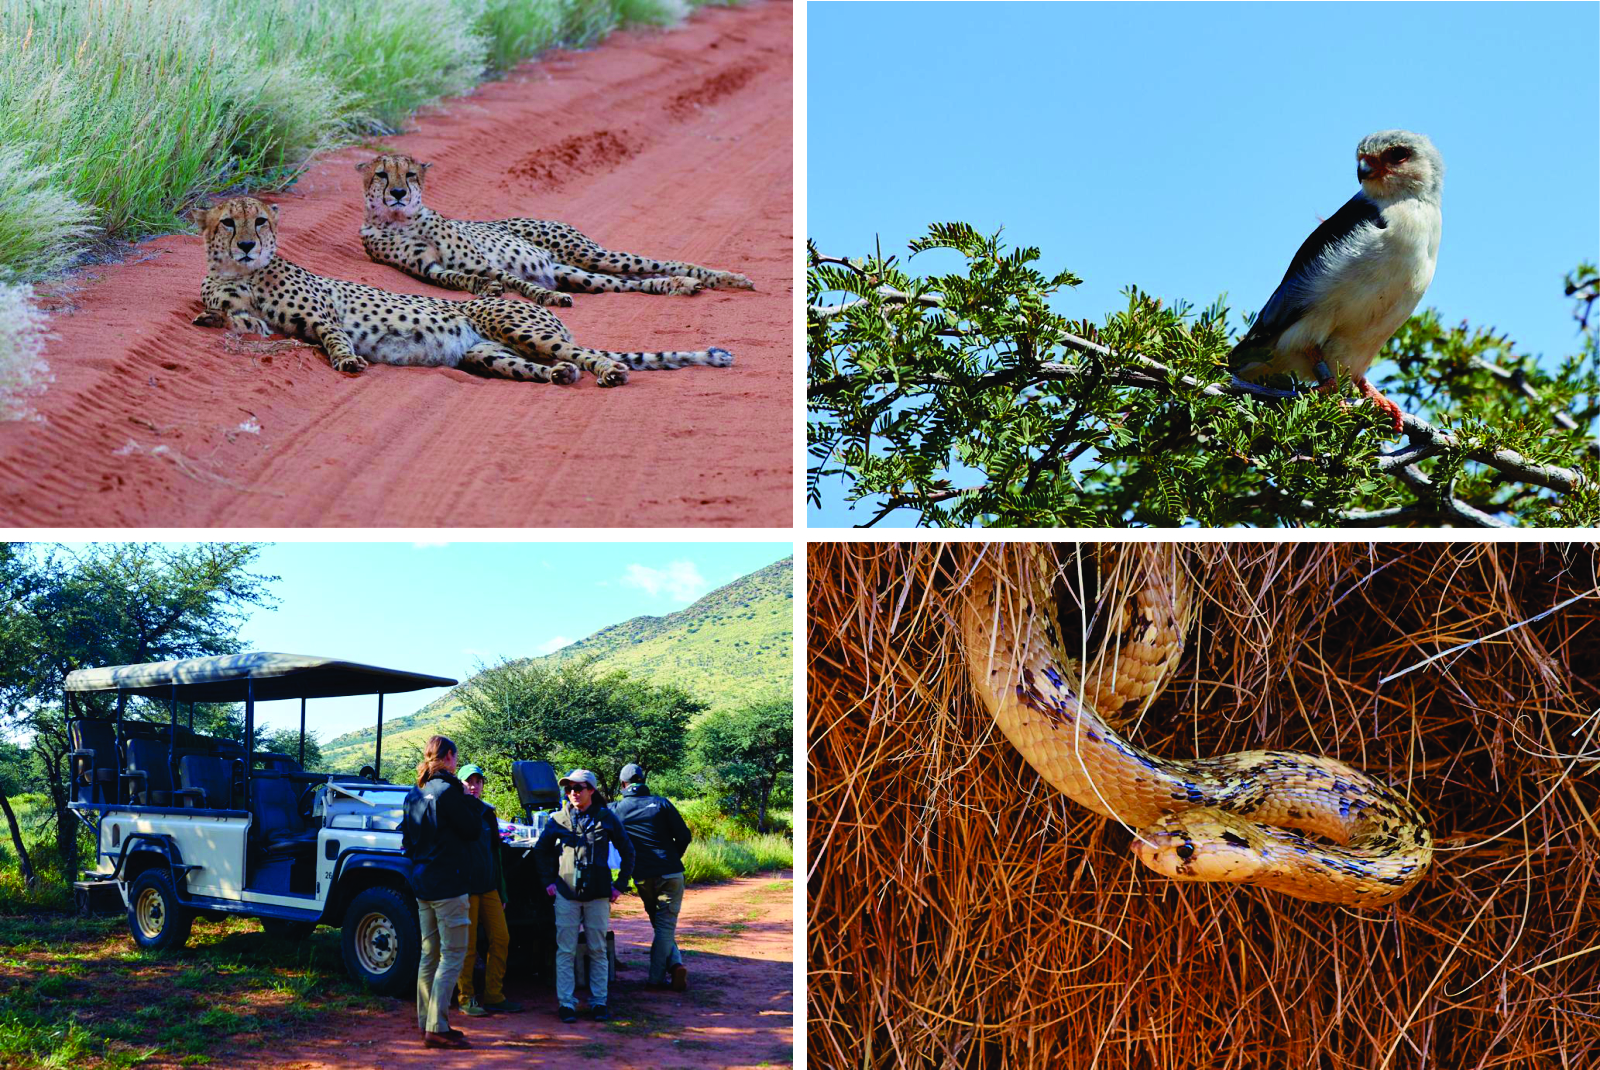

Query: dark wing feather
[{"left": 1230, "top": 192, "right": 1385, "bottom": 368}]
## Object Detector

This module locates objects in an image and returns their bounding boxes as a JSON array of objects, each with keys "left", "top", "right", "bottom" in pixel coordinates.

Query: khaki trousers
[
  {"left": 553, "top": 895, "right": 611, "bottom": 1007},
  {"left": 457, "top": 892, "right": 509, "bottom": 1004},
  {"left": 416, "top": 894, "right": 470, "bottom": 1033},
  {"left": 634, "top": 873, "right": 686, "bottom": 984}
]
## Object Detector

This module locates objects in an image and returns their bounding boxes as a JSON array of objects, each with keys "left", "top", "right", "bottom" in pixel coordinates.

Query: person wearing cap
[
  {"left": 534, "top": 768, "right": 635, "bottom": 1023},
  {"left": 456, "top": 764, "right": 522, "bottom": 1018},
  {"left": 611, "top": 763, "right": 693, "bottom": 991},
  {"left": 401, "top": 735, "right": 480, "bottom": 1050}
]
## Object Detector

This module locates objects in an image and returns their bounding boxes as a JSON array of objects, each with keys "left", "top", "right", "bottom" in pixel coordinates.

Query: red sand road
[
  {"left": 243, "top": 873, "right": 793, "bottom": 1069},
  {"left": 0, "top": 1, "right": 792, "bottom": 528}
]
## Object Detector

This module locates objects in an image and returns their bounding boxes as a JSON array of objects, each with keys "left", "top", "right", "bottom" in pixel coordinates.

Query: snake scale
[{"left": 957, "top": 544, "right": 1432, "bottom": 907}]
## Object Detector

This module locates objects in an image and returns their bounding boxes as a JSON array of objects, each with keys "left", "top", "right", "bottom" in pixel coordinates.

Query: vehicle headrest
[{"left": 511, "top": 761, "right": 559, "bottom": 814}]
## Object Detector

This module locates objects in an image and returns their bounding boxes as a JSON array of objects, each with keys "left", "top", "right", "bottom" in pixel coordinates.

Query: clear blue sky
[
  {"left": 217, "top": 541, "right": 792, "bottom": 741},
  {"left": 807, "top": 1, "right": 1600, "bottom": 526}
]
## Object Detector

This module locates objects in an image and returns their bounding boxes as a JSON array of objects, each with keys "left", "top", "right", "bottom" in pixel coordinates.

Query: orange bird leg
[{"left": 1356, "top": 376, "right": 1405, "bottom": 434}]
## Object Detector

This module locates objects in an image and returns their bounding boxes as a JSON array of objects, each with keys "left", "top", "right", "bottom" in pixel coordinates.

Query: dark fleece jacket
[{"left": 402, "top": 772, "right": 481, "bottom": 901}]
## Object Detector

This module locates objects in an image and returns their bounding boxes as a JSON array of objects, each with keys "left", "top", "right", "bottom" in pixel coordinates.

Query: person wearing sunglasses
[{"left": 534, "top": 768, "right": 636, "bottom": 1023}]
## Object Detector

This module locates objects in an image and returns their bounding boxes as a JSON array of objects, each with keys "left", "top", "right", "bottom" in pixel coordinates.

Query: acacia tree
[
  {"left": 689, "top": 699, "right": 792, "bottom": 832},
  {"left": 808, "top": 224, "right": 1600, "bottom": 527},
  {"left": 0, "top": 543, "right": 276, "bottom": 879},
  {"left": 456, "top": 656, "right": 703, "bottom": 804}
]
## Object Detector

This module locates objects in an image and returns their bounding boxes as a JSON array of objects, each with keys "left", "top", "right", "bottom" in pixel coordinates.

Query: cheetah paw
[
  {"left": 193, "top": 309, "right": 230, "bottom": 329},
  {"left": 477, "top": 279, "right": 506, "bottom": 298},
  {"left": 551, "top": 362, "right": 581, "bottom": 386},
  {"left": 667, "top": 276, "right": 703, "bottom": 296},
  {"left": 331, "top": 355, "right": 368, "bottom": 374},
  {"left": 536, "top": 291, "right": 574, "bottom": 308},
  {"left": 598, "top": 363, "right": 630, "bottom": 388},
  {"left": 706, "top": 346, "right": 734, "bottom": 367},
  {"left": 714, "top": 272, "right": 755, "bottom": 290}
]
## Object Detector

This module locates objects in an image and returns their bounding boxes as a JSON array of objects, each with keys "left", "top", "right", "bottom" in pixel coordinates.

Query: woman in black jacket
[{"left": 401, "top": 735, "right": 481, "bottom": 1050}]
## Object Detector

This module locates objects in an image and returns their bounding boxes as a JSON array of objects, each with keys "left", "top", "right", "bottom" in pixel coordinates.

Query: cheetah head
[
  {"left": 191, "top": 198, "right": 279, "bottom": 275},
  {"left": 356, "top": 153, "right": 431, "bottom": 223}
]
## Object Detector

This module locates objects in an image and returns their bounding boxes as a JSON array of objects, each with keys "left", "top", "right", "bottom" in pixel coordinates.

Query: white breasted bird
[{"left": 1229, "top": 130, "right": 1443, "bottom": 433}]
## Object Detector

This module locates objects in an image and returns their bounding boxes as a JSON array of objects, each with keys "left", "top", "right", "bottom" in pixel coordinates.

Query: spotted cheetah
[
  {"left": 191, "top": 197, "right": 732, "bottom": 386},
  {"left": 356, "top": 153, "right": 755, "bottom": 302}
]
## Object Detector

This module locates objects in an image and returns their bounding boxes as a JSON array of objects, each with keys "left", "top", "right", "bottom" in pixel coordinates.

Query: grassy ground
[
  {"left": 0, "top": 913, "right": 385, "bottom": 1068},
  {"left": 0, "top": 0, "right": 740, "bottom": 414}
]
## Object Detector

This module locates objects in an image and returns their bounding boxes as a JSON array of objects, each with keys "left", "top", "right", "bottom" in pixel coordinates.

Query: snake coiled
[{"left": 957, "top": 544, "right": 1432, "bottom": 907}]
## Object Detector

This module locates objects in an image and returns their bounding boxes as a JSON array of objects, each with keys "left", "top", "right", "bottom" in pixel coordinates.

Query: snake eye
[{"left": 1176, "top": 843, "right": 1195, "bottom": 861}]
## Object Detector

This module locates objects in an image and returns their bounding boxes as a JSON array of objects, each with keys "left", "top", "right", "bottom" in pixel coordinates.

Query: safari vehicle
[{"left": 65, "top": 652, "right": 578, "bottom": 995}]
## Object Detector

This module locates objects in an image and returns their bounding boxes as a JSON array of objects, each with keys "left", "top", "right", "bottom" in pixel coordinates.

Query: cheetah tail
[{"left": 570, "top": 344, "right": 734, "bottom": 371}]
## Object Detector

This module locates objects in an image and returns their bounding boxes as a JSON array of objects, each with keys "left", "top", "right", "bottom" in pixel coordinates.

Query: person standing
[
  {"left": 611, "top": 763, "right": 693, "bottom": 991},
  {"left": 534, "top": 768, "right": 635, "bottom": 1023},
  {"left": 401, "top": 735, "right": 480, "bottom": 1049},
  {"left": 456, "top": 764, "right": 522, "bottom": 1017}
]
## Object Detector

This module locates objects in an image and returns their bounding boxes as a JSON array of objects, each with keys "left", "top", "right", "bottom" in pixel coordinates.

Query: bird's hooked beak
[{"left": 1357, "top": 155, "right": 1379, "bottom": 182}]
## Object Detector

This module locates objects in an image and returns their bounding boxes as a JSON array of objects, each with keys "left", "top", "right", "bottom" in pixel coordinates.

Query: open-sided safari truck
[{"left": 65, "top": 652, "right": 583, "bottom": 995}]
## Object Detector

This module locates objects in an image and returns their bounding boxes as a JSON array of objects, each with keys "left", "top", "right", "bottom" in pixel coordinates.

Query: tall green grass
[{"left": 0, "top": 0, "right": 722, "bottom": 417}]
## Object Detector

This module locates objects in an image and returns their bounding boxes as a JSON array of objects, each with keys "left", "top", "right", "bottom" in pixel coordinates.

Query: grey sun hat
[
  {"left": 559, "top": 769, "right": 600, "bottom": 791},
  {"left": 619, "top": 763, "right": 645, "bottom": 784},
  {"left": 458, "top": 764, "right": 484, "bottom": 782}
]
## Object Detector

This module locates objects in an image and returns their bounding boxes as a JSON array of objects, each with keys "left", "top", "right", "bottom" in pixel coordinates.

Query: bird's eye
[
  {"left": 1176, "top": 843, "right": 1195, "bottom": 861},
  {"left": 255, "top": 217, "right": 268, "bottom": 227},
  {"left": 1384, "top": 148, "right": 1412, "bottom": 165}
]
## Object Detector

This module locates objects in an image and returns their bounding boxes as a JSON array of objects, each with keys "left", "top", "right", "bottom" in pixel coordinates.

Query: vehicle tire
[
  {"left": 127, "top": 869, "right": 193, "bottom": 952},
  {"left": 341, "top": 886, "right": 419, "bottom": 997},
  {"left": 261, "top": 918, "right": 316, "bottom": 940}
]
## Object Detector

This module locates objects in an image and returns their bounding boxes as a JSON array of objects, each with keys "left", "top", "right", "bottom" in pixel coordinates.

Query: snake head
[{"left": 1131, "top": 812, "right": 1270, "bottom": 886}]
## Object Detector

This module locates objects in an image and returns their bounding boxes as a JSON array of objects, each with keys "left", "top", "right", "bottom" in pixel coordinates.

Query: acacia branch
[{"left": 811, "top": 264, "right": 1589, "bottom": 513}]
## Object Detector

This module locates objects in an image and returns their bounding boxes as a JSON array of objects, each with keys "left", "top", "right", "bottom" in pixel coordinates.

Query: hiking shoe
[
  {"left": 558, "top": 1005, "right": 578, "bottom": 1023},
  {"left": 671, "top": 964, "right": 689, "bottom": 992},
  {"left": 423, "top": 1031, "right": 471, "bottom": 1049},
  {"left": 483, "top": 999, "right": 523, "bottom": 1013},
  {"left": 591, "top": 1004, "right": 609, "bottom": 1021},
  {"left": 462, "top": 997, "right": 490, "bottom": 1017}
]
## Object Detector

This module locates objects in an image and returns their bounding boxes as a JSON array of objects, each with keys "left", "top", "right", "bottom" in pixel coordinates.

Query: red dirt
[
  {"left": 244, "top": 873, "right": 793, "bottom": 1069},
  {"left": 0, "top": 1, "right": 792, "bottom": 528}
]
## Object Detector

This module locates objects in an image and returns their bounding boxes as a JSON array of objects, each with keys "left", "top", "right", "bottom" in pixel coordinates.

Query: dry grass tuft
[{"left": 807, "top": 542, "right": 1600, "bottom": 1069}]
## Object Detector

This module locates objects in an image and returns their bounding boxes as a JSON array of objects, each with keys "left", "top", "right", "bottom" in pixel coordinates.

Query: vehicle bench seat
[{"left": 248, "top": 774, "right": 319, "bottom": 857}]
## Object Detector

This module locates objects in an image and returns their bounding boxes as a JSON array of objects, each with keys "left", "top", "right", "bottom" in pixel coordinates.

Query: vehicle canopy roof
[{"left": 65, "top": 653, "right": 456, "bottom": 703}]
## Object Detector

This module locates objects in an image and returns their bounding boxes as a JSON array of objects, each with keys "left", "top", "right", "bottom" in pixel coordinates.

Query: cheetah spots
[{"left": 503, "top": 130, "right": 641, "bottom": 192}]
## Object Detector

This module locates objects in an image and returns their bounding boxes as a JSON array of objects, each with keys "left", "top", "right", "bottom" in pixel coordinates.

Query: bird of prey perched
[{"left": 1229, "top": 130, "right": 1443, "bottom": 433}]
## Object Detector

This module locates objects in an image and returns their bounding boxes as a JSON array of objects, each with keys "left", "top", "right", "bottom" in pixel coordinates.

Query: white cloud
[
  {"left": 535, "top": 635, "right": 573, "bottom": 655},
  {"left": 620, "top": 560, "right": 709, "bottom": 602}
]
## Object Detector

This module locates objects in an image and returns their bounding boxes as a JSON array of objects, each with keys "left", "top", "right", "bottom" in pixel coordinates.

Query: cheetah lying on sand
[
  {"left": 191, "top": 198, "right": 731, "bottom": 387},
  {"left": 357, "top": 153, "right": 754, "bottom": 302}
]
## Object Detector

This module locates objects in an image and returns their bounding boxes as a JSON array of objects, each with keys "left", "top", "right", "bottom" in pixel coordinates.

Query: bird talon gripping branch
[{"left": 1229, "top": 130, "right": 1443, "bottom": 437}]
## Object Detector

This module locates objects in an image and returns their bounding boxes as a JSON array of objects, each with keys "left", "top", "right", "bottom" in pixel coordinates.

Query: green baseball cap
[{"left": 459, "top": 764, "right": 485, "bottom": 782}]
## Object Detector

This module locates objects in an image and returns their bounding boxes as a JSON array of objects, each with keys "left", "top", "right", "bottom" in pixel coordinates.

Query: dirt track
[
  {"left": 0, "top": 0, "right": 792, "bottom": 528},
  {"left": 247, "top": 873, "right": 793, "bottom": 1069}
]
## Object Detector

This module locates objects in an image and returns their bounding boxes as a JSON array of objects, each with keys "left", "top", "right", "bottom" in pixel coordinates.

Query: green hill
[{"left": 320, "top": 557, "right": 793, "bottom": 773}]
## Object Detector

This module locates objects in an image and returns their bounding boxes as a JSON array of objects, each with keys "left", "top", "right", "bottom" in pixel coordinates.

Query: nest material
[{"left": 807, "top": 542, "right": 1600, "bottom": 1070}]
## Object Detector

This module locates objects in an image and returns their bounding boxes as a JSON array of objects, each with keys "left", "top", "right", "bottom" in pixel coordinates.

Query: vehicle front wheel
[
  {"left": 127, "top": 869, "right": 193, "bottom": 952},
  {"left": 340, "top": 886, "right": 419, "bottom": 997}
]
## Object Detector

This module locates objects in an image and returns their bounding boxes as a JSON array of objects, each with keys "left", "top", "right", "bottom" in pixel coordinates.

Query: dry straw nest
[{"left": 808, "top": 542, "right": 1600, "bottom": 1069}]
